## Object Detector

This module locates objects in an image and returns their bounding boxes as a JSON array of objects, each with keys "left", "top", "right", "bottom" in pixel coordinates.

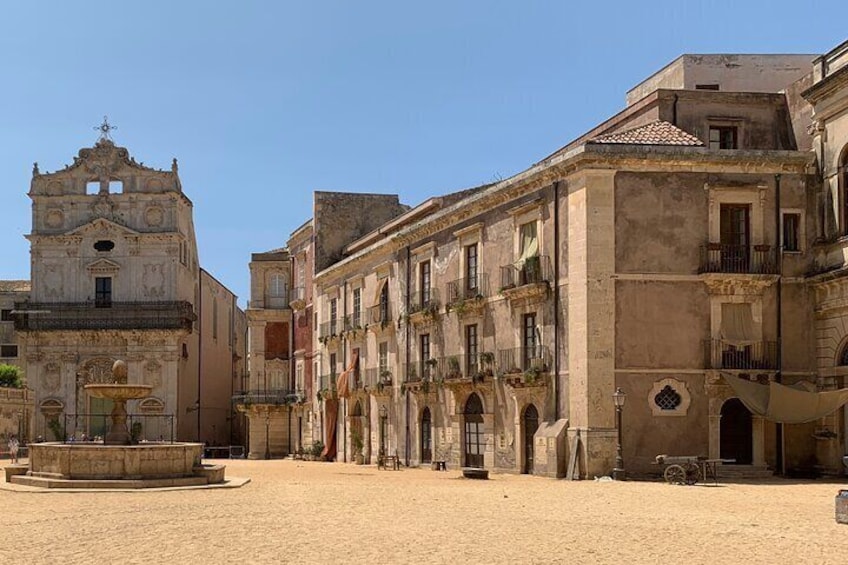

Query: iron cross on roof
[{"left": 94, "top": 116, "right": 117, "bottom": 142}]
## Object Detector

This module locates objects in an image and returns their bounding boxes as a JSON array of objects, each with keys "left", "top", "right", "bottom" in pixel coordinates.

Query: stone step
[{"left": 716, "top": 464, "right": 774, "bottom": 480}]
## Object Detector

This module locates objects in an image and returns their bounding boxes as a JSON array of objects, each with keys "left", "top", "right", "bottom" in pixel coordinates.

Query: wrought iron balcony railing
[
  {"left": 368, "top": 302, "right": 392, "bottom": 326},
  {"left": 408, "top": 287, "right": 440, "bottom": 316},
  {"left": 703, "top": 339, "right": 779, "bottom": 370},
  {"left": 232, "top": 389, "right": 305, "bottom": 406},
  {"left": 500, "top": 255, "right": 552, "bottom": 290},
  {"left": 446, "top": 274, "right": 489, "bottom": 304},
  {"left": 319, "top": 319, "right": 340, "bottom": 339},
  {"left": 699, "top": 243, "right": 779, "bottom": 275},
  {"left": 12, "top": 301, "right": 196, "bottom": 332},
  {"left": 497, "top": 346, "right": 551, "bottom": 374},
  {"left": 365, "top": 367, "right": 393, "bottom": 387}
]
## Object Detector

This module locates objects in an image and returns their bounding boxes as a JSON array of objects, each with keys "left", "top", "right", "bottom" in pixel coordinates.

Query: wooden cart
[{"left": 655, "top": 455, "right": 729, "bottom": 485}]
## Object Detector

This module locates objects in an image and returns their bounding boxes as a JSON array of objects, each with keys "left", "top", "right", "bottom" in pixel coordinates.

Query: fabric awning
[
  {"left": 336, "top": 352, "right": 359, "bottom": 399},
  {"left": 723, "top": 373, "right": 848, "bottom": 424},
  {"left": 720, "top": 303, "right": 758, "bottom": 346}
]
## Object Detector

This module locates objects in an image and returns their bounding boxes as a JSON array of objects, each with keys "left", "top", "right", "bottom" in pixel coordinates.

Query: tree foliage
[{"left": 0, "top": 364, "right": 23, "bottom": 388}]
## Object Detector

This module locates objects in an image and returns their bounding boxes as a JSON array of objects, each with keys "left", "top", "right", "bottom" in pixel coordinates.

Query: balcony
[
  {"left": 368, "top": 302, "right": 392, "bottom": 331},
  {"left": 499, "top": 255, "right": 552, "bottom": 303},
  {"left": 289, "top": 287, "right": 306, "bottom": 311},
  {"left": 317, "top": 374, "right": 337, "bottom": 400},
  {"left": 699, "top": 243, "right": 778, "bottom": 275},
  {"left": 407, "top": 288, "right": 440, "bottom": 326},
  {"left": 703, "top": 340, "right": 779, "bottom": 370},
  {"left": 364, "top": 367, "right": 393, "bottom": 394},
  {"left": 232, "top": 389, "right": 305, "bottom": 406},
  {"left": 498, "top": 346, "right": 551, "bottom": 386},
  {"left": 446, "top": 275, "right": 489, "bottom": 317},
  {"left": 319, "top": 319, "right": 341, "bottom": 343},
  {"left": 12, "top": 301, "right": 196, "bottom": 332},
  {"left": 265, "top": 293, "right": 290, "bottom": 310},
  {"left": 439, "top": 353, "right": 494, "bottom": 383}
]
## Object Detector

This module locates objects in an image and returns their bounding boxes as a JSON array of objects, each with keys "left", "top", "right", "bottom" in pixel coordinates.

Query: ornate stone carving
[
  {"left": 145, "top": 205, "right": 164, "bottom": 227},
  {"left": 43, "top": 362, "right": 61, "bottom": 393},
  {"left": 45, "top": 209, "right": 64, "bottom": 228},
  {"left": 142, "top": 263, "right": 165, "bottom": 298},
  {"left": 78, "top": 357, "right": 115, "bottom": 385},
  {"left": 702, "top": 273, "right": 777, "bottom": 296},
  {"left": 43, "top": 264, "right": 63, "bottom": 298},
  {"left": 144, "top": 359, "right": 162, "bottom": 387}
]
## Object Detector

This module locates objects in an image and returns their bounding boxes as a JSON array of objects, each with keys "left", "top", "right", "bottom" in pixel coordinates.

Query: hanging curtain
[
  {"left": 514, "top": 222, "right": 538, "bottom": 269},
  {"left": 720, "top": 303, "right": 758, "bottom": 345},
  {"left": 336, "top": 351, "right": 359, "bottom": 399}
]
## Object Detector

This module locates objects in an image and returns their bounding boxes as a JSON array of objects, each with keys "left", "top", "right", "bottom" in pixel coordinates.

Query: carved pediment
[
  {"left": 86, "top": 258, "right": 121, "bottom": 275},
  {"left": 67, "top": 217, "right": 140, "bottom": 237},
  {"left": 702, "top": 273, "right": 777, "bottom": 296}
]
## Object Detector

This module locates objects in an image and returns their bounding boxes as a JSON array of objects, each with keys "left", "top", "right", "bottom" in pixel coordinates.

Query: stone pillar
[
  {"left": 708, "top": 414, "right": 722, "bottom": 460},
  {"left": 752, "top": 415, "right": 766, "bottom": 466},
  {"left": 566, "top": 170, "right": 617, "bottom": 478}
]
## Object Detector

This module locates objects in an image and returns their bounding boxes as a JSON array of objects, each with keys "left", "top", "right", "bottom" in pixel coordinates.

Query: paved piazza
[{"left": 1, "top": 459, "right": 846, "bottom": 564}]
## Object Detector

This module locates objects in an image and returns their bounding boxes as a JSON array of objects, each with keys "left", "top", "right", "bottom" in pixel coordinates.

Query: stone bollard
[{"left": 837, "top": 490, "right": 848, "bottom": 525}]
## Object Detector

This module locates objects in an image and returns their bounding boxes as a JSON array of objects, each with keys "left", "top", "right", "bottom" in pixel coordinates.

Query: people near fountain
[{"left": 8, "top": 436, "right": 20, "bottom": 464}]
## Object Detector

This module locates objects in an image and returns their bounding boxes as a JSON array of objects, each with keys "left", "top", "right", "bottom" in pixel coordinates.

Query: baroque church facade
[{"left": 9, "top": 134, "right": 245, "bottom": 444}]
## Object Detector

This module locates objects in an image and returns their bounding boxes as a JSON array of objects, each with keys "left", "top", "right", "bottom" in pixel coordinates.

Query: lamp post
[
  {"left": 16, "top": 410, "right": 23, "bottom": 441},
  {"left": 265, "top": 410, "right": 271, "bottom": 460},
  {"left": 379, "top": 405, "right": 388, "bottom": 456},
  {"left": 612, "top": 387, "right": 626, "bottom": 480}
]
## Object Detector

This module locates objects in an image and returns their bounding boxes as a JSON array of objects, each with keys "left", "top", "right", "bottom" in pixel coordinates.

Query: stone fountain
[
  {"left": 84, "top": 360, "right": 153, "bottom": 445},
  {"left": 8, "top": 359, "right": 229, "bottom": 489}
]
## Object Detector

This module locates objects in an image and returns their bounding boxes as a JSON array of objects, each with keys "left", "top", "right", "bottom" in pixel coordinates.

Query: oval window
[{"left": 94, "top": 240, "right": 115, "bottom": 252}]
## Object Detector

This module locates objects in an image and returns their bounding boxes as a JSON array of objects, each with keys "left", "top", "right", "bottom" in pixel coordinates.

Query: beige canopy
[{"left": 723, "top": 373, "right": 848, "bottom": 424}]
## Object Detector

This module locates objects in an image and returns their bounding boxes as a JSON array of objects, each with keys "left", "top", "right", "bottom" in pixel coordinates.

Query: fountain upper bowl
[{"left": 84, "top": 383, "right": 153, "bottom": 401}]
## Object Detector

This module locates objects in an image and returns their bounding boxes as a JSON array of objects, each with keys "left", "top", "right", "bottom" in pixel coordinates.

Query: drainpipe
[
  {"left": 197, "top": 272, "right": 202, "bottom": 443},
  {"left": 553, "top": 181, "right": 561, "bottom": 421},
  {"left": 342, "top": 279, "right": 348, "bottom": 463},
  {"left": 405, "top": 245, "right": 411, "bottom": 467},
  {"left": 672, "top": 94, "right": 678, "bottom": 127},
  {"left": 774, "top": 173, "right": 784, "bottom": 475}
]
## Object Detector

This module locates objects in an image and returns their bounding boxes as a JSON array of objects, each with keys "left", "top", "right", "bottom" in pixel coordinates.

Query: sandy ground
[{"left": 1, "top": 458, "right": 846, "bottom": 565}]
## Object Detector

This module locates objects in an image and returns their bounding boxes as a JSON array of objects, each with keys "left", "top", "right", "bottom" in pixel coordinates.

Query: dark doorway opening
[
  {"left": 720, "top": 398, "right": 752, "bottom": 464},
  {"left": 421, "top": 407, "right": 432, "bottom": 464},
  {"left": 523, "top": 404, "right": 539, "bottom": 474},
  {"left": 464, "top": 393, "right": 484, "bottom": 468}
]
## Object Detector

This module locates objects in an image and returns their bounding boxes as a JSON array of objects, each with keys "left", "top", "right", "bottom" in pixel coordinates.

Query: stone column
[
  {"left": 567, "top": 170, "right": 617, "bottom": 478},
  {"left": 708, "top": 414, "right": 722, "bottom": 460},
  {"left": 752, "top": 415, "right": 765, "bottom": 466}
]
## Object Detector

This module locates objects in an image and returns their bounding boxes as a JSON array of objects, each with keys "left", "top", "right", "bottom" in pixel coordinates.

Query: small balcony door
[{"left": 720, "top": 204, "right": 750, "bottom": 272}]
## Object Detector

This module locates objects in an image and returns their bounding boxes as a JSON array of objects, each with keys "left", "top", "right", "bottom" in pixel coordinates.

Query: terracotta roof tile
[{"left": 588, "top": 120, "right": 704, "bottom": 146}]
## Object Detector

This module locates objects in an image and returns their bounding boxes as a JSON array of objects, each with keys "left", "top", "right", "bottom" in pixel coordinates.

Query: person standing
[{"left": 8, "top": 436, "right": 20, "bottom": 464}]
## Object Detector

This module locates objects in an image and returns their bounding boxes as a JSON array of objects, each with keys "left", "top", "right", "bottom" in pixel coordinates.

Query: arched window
[{"left": 839, "top": 341, "right": 848, "bottom": 367}]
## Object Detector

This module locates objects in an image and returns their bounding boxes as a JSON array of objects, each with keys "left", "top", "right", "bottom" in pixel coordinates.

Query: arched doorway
[
  {"left": 522, "top": 404, "right": 539, "bottom": 474},
  {"left": 464, "top": 393, "right": 484, "bottom": 468},
  {"left": 720, "top": 398, "right": 752, "bottom": 464},
  {"left": 351, "top": 401, "right": 364, "bottom": 460},
  {"left": 420, "top": 407, "right": 432, "bottom": 464}
]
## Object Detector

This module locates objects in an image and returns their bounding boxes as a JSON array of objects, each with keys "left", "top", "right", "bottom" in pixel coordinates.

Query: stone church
[{"left": 9, "top": 132, "right": 245, "bottom": 444}]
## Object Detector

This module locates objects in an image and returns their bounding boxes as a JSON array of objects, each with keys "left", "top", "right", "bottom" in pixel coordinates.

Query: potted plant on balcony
[{"left": 446, "top": 356, "right": 461, "bottom": 379}]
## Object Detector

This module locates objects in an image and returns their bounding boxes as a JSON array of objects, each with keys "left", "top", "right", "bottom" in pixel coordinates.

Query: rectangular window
[
  {"left": 523, "top": 313, "right": 537, "bottom": 369},
  {"left": 378, "top": 342, "right": 388, "bottom": 375},
  {"left": 330, "top": 353, "right": 337, "bottom": 376},
  {"left": 465, "top": 244, "right": 478, "bottom": 293},
  {"left": 0, "top": 309, "right": 12, "bottom": 322},
  {"left": 420, "top": 334, "right": 430, "bottom": 378},
  {"left": 330, "top": 298, "right": 337, "bottom": 334},
  {"left": 0, "top": 345, "right": 17, "bottom": 358},
  {"left": 420, "top": 260, "right": 431, "bottom": 306},
  {"left": 352, "top": 288, "right": 361, "bottom": 328},
  {"left": 465, "top": 324, "right": 478, "bottom": 375},
  {"left": 95, "top": 277, "right": 112, "bottom": 308},
  {"left": 782, "top": 213, "right": 801, "bottom": 252},
  {"left": 709, "top": 126, "right": 738, "bottom": 150}
]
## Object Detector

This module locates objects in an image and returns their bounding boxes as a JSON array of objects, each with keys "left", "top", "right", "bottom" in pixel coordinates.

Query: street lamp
[
  {"left": 16, "top": 410, "right": 23, "bottom": 441},
  {"left": 378, "top": 405, "right": 388, "bottom": 456},
  {"left": 265, "top": 411, "right": 271, "bottom": 460},
  {"left": 612, "top": 387, "right": 626, "bottom": 481}
]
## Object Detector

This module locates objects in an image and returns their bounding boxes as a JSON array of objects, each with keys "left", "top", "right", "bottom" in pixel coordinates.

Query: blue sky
[{"left": 0, "top": 1, "right": 844, "bottom": 305}]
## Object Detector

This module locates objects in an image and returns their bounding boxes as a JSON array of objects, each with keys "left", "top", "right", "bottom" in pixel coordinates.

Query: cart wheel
[
  {"left": 684, "top": 462, "right": 701, "bottom": 485},
  {"left": 664, "top": 464, "right": 686, "bottom": 485}
]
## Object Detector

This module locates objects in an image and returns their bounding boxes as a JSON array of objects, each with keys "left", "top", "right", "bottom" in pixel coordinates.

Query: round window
[{"left": 94, "top": 240, "right": 115, "bottom": 252}]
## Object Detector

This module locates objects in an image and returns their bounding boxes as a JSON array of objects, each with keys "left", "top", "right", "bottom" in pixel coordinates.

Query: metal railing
[
  {"left": 703, "top": 340, "right": 779, "bottom": 370},
  {"left": 500, "top": 255, "right": 552, "bottom": 289},
  {"left": 60, "top": 413, "right": 176, "bottom": 443},
  {"left": 446, "top": 274, "right": 490, "bottom": 304},
  {"left": 699, "top": 243, "right": 778, "bottom": 275},
  {"left": 13, "top": 301, "right": 196, "bottom": 331},
  {"left": 497, "top": 346, "right": 551, "bottom": 374},
  {"left": 319, "top": 319, "right": 340, "bottom": 339},
  {"left": 368, "top": 302, "right": 392, "bottom": 326},
  {"left": 318, "top": 373, "right": 337, "bottom": 393},
  {"left": 232, "top": 389, "right": 305, "bottom": 406},
  {"left": 408, "top": 287, "right": 440, "bottom": 316},
  {"left": 289, "top": 286, "right": 306, "bottom": 304},
  {"left": 364, "top": 367, "right": 393, "bottom": 387}
]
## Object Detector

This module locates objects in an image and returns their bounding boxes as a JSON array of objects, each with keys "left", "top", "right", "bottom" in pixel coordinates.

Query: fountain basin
[{"left": 20, "top": 442, "right": 206, "bottom": 482}]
